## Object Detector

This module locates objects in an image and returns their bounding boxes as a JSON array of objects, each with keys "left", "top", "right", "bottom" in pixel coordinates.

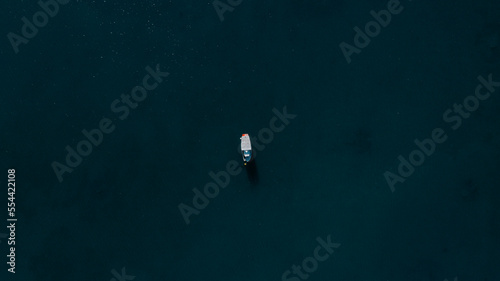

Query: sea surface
[{"left": 1, "top": 0, "right": 499, "bottom": 280}]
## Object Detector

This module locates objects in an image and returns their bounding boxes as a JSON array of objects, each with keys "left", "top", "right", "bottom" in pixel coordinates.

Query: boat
[{"left": 240, "top": 134, "right": 252, "bottom": 165}]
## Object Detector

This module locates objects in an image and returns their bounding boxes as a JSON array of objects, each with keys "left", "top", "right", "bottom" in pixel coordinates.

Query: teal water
[{"left": 1, "top": 0, "right": 500, "bottom": 280}]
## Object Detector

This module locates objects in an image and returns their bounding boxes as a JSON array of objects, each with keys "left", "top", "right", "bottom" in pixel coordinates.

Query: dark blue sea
[{"left": 1, "top": 0, "right": 499, "bottom": 280}]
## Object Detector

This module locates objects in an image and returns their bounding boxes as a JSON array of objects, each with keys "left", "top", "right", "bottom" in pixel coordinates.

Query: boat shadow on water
[{"left": 245, "top": 159, "right": 259, "bottom": 185}]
